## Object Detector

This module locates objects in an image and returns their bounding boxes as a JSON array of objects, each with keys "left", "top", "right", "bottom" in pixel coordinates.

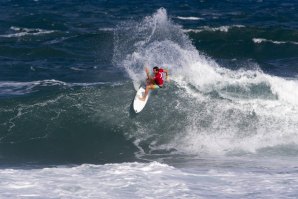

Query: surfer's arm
[
  {"left": 145, "top": 67, "right": 149, "bottom": 78},
  {"left": 163, "top": 69, "right": 169, "bottom": 81},
  {"left": 145, "top": 67, "right": 153, "bottom": 80}
]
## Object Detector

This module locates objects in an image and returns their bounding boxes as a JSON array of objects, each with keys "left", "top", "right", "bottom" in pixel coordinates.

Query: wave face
[
  {"left": 0, "top": 7, "right": 298, "bottom": 165},
  {"left": 0, "top": 82, "right": 139, "bottom": 164}
]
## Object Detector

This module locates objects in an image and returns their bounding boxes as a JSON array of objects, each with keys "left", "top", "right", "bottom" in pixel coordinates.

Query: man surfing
[{"left": 139, "top": 66, "right": 169, "bottom": 101}]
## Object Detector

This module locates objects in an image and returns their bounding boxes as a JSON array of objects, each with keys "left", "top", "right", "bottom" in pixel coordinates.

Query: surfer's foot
[{"left": 138, "top": 96, "right": 146, "bottom": 101}]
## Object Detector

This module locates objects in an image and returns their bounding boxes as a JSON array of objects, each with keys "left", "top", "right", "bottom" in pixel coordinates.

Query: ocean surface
[{"left": 1, "top": 0, "right": 298, "bottom": 198}]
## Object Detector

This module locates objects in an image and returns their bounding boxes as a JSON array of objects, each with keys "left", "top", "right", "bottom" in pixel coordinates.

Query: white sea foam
[
  {"left": 168, "top": 65, "right": 298, "bottom": 155},
  {"left": 0, "top": 26, "right": 55, "bottom": 38},
  {"left": 253, "top": 38, "right": 298, "bottom": 45},
  {"left": 0, "top": 162, "right": 192, "bottom": 199},
  {"left": 183, "top": 25, "right": 245, "bottom": 33},
  {"left": 98, "top": 27, "right": 115, "bottom": 32},
  {"left": 70, "top": 67, "right": 86, "bottom": 71},
  {"left": 176, "top": 16, "right": 203, "bottom": 20},
  {"left": 0, "top": 161, "right": 297, "bottom": 198}
]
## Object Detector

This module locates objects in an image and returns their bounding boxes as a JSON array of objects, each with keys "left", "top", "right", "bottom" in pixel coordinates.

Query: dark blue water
[{"left": 0, "top": 0, "right": 298, "bottom": 166}]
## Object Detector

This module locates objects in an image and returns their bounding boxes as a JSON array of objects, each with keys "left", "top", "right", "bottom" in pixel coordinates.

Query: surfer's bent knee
[{"left": 152, "top": 85, "right": 159, "bottom": 90}]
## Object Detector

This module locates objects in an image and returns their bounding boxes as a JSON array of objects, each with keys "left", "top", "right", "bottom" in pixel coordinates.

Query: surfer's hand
[
  {"left": 166, "top": 75, "right": 170, "bottom": 81},
  {"left": 145, "top": 67, "right": 149, "bottom": 75}
]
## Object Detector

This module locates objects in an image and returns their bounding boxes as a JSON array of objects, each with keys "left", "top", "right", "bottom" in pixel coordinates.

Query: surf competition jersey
[{"left": 154, "top": 69, "right": 164, "bottom": 86}]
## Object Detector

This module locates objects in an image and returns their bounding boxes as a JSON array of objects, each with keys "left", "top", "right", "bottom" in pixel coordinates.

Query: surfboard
[{"left": 133, "top": 87, "right": 149, "bottom": 113}]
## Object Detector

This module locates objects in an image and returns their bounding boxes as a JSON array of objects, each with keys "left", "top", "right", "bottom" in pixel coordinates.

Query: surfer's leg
[
  {"left": 139, "top": 85, "right": 151, "bottom": 101},
  {"left": 146, "top": 77, "right": 155, "bottom": 85},
  {"left": 139, "top": 84, "right": 158, "bottom": 101}
]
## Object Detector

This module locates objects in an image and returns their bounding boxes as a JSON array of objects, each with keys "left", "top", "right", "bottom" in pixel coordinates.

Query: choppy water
[{"left": 1, "top": 1, "right": 298, "bottom": 198}]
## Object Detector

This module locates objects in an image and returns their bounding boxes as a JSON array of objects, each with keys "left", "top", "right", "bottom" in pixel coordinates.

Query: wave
[
  {"left": 253, "top": 38, "right": 298, "bottom": 45},
  {"left": 0, "top": 26, "right": 56, "bottom": 38},
  {"left": 183, "top": 25, "right": 245, "bottom": 33},
  {"left": 113, "top": 8, "right": 298, "bottom": 157},
  {"left": 1, "top": 9, "right": 298, "bottom": 164},
  {"left": 0, "top": 80, "right": 116, "bottom": 96},
  {"left": 0, "top": 80, "right": 64, "bottom": 96},
  {"left": 0, "top": 81, "right": 136, "bottom": 164}
]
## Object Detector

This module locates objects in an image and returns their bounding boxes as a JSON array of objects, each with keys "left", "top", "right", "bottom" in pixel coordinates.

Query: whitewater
[{"left": 1, "top": 160, "right": 298, "bottom": 198}]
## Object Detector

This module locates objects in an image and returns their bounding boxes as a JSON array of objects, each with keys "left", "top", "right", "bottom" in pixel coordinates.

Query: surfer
[{"left": 139, "top": 66, "right": 169, "bottom": 101}]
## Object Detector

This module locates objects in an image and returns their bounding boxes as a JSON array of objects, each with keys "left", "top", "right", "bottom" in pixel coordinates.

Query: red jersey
[{"left": 154, "top": 69, "right": 164, "bottom": 85}]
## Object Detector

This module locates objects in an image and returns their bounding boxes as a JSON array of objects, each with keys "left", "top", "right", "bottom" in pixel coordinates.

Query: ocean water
[{"left": 1, "top": 0, "right": 298, "bottom": 198}]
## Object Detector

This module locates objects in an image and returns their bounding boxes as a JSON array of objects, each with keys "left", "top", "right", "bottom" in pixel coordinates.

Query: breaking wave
[{"left": 113, "top": 8, "right": 298, "bottom": 157}]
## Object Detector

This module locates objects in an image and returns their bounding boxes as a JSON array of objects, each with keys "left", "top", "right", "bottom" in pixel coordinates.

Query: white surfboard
[{"left": 133, "top": 87, "right": 149, "bottom": 113}]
